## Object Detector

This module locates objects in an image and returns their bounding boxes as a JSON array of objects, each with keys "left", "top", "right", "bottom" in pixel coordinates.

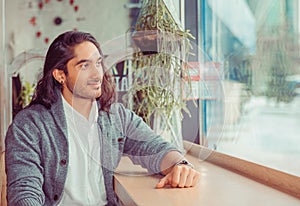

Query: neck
[{"left": 63, "top": 94, "right": 94, "bottom": 119}]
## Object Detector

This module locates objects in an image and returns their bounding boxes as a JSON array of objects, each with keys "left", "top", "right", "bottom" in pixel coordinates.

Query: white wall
[
  {"left": 0, "top": 0, "right": 131, "bottom": 146},
  {"left": 5, "top": 0, "right": 130, "bottom": 62}
]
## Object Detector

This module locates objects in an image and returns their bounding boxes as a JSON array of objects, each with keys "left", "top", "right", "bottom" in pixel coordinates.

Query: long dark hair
[{"left": 30, "top": 31, "right": 116, "bottom": 112}]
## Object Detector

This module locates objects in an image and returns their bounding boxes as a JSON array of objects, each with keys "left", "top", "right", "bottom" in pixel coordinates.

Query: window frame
[{"left": 183, "top": 140, "right": 300, "bottom": 199}]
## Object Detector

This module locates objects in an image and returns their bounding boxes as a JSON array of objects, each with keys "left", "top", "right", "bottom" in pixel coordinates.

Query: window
[{"left": 184, "top": 0, "right": 300, "bottom": 177}]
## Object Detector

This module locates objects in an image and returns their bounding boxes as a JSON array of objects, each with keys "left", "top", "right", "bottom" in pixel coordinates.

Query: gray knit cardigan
[{"left": 5, "top": 92, "right": 178, "bottom": 206}]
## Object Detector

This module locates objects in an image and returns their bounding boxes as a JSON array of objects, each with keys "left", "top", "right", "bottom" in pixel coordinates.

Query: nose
[{"left": 90, "top": 63, "right": 104, "bottom": 78}]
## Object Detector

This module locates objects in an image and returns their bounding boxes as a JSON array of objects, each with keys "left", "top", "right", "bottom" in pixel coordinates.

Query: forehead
[{"left": 72, "top": 41, "right": 100, "bottom": 59}]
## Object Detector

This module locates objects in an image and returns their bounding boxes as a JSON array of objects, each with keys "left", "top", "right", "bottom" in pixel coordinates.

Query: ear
[{"left": 52, "top": 69, "right": 65, "bottom": 84}]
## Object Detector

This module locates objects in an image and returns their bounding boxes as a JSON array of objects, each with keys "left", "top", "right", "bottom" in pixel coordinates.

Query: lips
[{"left": 87, "top": 80, "right": 101, "bottom": 89}]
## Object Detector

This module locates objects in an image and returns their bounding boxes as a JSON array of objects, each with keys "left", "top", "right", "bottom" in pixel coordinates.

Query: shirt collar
[{"left": 61, "top": 94, "right": 98, "bottom": 126}]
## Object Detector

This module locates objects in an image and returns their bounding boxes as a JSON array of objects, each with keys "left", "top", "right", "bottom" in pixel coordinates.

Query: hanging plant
[
  {"left": 131, "top": 0, "right": 194, "bottom": 54},
  {"left": 123, "top": 0, "right": 195, "bottom": 148}
]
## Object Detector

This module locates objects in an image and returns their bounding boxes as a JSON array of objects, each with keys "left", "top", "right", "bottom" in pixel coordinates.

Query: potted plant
[{"left": 123, "top": 0, "right": 195, "bottom": 150}]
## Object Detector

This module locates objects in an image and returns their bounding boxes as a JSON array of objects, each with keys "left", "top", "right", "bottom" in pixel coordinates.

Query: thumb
[{"left": 156, "top": 176, "right": 168, "bottom": 189}]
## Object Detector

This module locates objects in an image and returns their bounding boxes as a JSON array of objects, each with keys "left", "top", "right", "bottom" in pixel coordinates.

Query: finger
[
  {"left": 191, "top": 171, "right": 201, "bottom": 187},
  {"left": 156, "top": 176, "right": 169, "bottom": 189},
  {"left": 171, "top": 166, "right": 181, "bottom": 188},
  {"left": 178, "top": 167, "right": 189, "bottom": 188},
  {"left": 184, "top": 169, "right": 195, "bottom": 187}
]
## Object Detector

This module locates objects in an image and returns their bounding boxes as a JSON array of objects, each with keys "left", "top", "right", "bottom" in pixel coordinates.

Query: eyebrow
[{"left": 75, "top": 56, "right": 102, "bottom": 66}]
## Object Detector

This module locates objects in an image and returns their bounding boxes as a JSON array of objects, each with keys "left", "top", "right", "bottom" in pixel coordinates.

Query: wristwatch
[{"left": 175, "top": 159, "right": 194, "bottom": 169}]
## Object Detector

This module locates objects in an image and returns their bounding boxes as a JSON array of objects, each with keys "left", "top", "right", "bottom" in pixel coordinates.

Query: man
[{"left": 5, "top": 31, "right": 200, "bottom": 206}]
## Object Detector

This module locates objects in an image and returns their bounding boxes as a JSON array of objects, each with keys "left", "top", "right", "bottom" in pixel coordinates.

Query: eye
[
  {"left": 80, "top": 62, "right": 90, "bottom": 70},
  {"left": 96, "top": 59, "right": 102, "bottom": 68}
]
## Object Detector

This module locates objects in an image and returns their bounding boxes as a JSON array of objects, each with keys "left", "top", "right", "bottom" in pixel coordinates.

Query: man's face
[{"left": 64, "top": 41, "right": 104, "bottom": 101}]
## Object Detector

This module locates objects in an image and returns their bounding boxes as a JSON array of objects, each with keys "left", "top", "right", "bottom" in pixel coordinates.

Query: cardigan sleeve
[
  {"left": 114, "top": 103, "right": 181, "bottom": 174},
  {"left": 5, "top": 112, "right": 45, "bottom": 206}
]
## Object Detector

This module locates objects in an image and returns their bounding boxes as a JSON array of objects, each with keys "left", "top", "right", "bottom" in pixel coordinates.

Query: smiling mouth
[
  {"left": 88, "top": 81, "right": 101, "bottom": 90},
  {"left": 88, "top": 79, "right": 101, "bottom": 85},
  {"left": 90, "top": 84, "right": 101, "bottom": 89}
]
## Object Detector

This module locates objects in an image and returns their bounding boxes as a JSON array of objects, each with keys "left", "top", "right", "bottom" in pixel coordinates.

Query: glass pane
[{"left": 201, "top": 0, "right": 300, "bottom": 176}]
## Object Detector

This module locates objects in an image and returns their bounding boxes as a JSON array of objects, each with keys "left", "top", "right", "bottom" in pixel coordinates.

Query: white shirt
[{"left": 58, "top": 97, "right": 107, "bottom": 206}]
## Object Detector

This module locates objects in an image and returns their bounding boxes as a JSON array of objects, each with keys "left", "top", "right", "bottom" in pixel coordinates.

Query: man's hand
[{"left": 156, "top": 164, "right": 200, "bottom": 188}]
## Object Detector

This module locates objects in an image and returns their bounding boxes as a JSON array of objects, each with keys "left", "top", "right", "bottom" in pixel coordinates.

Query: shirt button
[
  {"left": 53, "top": 194, "right": 59, "bottom": 201},
  {"left": 60, "top": 159, "right": 67, "bottom": 166}
]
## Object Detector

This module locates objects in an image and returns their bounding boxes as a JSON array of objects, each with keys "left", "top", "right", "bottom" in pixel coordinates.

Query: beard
[{"left": 66, "top": 80, "right": 102, "bottom": 101}]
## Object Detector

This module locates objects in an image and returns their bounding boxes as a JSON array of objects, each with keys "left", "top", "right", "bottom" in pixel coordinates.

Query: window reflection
[{"left": 198, "top": 0, "right": 300, "bottom": 176}]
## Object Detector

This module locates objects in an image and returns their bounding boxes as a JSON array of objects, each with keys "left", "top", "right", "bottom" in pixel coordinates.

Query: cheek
[
  {"left": 67, "top": 75, "right": 77, "bottom": 86},
  {"left": 71, "top": 72, "right": 86, "bottom": 85},
  {"left": 98, "top": 69, "right": 104, "bottom": 80}
]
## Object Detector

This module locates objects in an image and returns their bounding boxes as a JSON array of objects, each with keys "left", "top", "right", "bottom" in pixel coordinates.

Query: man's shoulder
[
  {"left": 110, "top": 102, "right": 126, "bottom": 112},
  {"left": 98, "top": 102, "right": 129, "bottom": 123},
  {"left": 13, "top": 104, "right": 51, "bottom": 123},
  {"left": 110, "top": 102, "right": 133, "bottom": 119}
]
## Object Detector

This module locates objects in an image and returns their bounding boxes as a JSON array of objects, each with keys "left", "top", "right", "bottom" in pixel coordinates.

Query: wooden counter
[{"left": 114, "top": 144, "right": 300, "bottom": 206}]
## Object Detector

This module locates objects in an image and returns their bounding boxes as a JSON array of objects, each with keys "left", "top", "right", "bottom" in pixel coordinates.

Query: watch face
[
  {"left": 175, "top": 160, "right": 194, "bottom": 168},
  {"left": 179, "top": 160, "right": 188, "bottom": 165}
]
